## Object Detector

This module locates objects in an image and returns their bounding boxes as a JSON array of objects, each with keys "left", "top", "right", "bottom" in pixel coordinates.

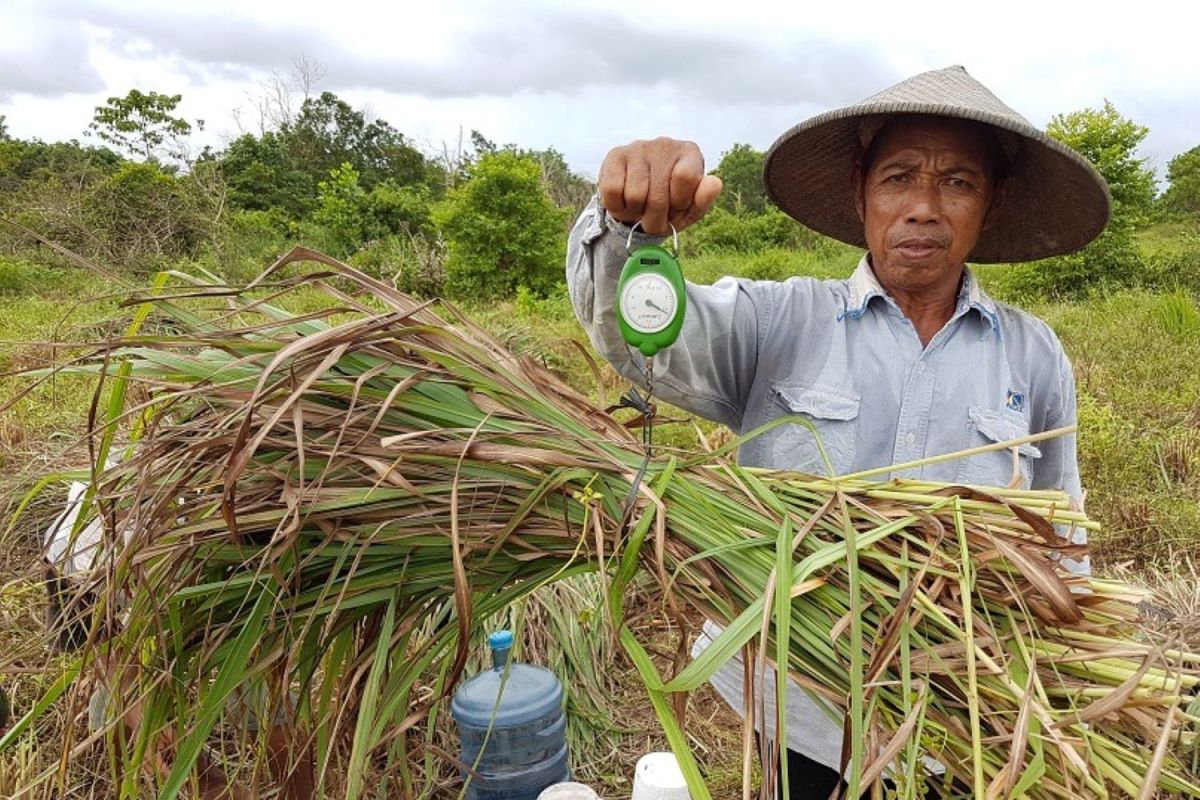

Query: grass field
[{"left": 0, "top": 241, "right": 1198, "bottom": 797}]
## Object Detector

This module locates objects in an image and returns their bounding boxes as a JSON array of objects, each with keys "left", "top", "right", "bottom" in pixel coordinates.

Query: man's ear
[{"left": 982, "top": 176, "right": 1011, "bottom": 232}]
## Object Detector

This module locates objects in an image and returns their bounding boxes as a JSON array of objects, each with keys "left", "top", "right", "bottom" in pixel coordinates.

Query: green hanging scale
[
  {"left": 616, "top": 222, "right": 686, "bottom": 357},
  {"left": 613, "top": 222, "right": 685, "bottom": 477}
]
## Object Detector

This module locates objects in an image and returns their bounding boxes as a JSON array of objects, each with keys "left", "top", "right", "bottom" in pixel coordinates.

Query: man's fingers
[
  {"left": 598, "top": 149, "right": 629, "bottom": 220},
  {"left": 671, "top": 175, "right": 724, "bottom": 231},
  {"left": 622, "top": 156, "right": 651, "bottom": 223},
  {"left": 597, "top": 139, "right": 718, "bottom": 232},
  {"left": 641, "top": 155, "right": 676, "bottom": 235},
  {"left": 669, "top": 148, "right": 705, "bottom": 212},
  {"left": 694, "top": 174, "right": 723, "bottom": 213}
]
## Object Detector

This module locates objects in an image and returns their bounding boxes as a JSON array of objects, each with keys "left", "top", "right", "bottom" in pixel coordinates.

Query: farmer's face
[{"left": 856, "top": 117, "right": 999, "bottom": 296}]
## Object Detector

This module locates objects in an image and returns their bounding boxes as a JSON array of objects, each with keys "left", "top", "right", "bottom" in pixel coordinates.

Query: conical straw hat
[{"left": 762, "top": 65, "right": 1111, "bottom": 263}]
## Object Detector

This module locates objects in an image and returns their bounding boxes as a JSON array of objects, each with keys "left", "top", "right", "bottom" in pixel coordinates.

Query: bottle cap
[
  {"left": 537, "top": 782, "right": 601, "bottom": 799},
  {"left": 488, "top": 629, "right": 514, "bottom": 650}
]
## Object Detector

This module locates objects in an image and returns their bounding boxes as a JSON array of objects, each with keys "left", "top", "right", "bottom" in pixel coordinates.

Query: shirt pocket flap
[
  {"left": 968, "top": 406, "right": 1042, "bottom": 459},
  {"left": 772, "top": 383, "right": 860, "bottom": 421}
]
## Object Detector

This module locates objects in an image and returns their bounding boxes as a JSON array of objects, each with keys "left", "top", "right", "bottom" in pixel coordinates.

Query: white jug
[
  {"left": 537, "top": 782, "right": 601, "bottom": 800},
  {"left": 631, "top": 752, "right": 691, "bottom": 800}
]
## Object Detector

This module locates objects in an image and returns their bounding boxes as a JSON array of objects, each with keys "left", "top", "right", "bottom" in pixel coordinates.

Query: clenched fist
[{"left": 598, "top": 137, "right": 724, "bottom": 236}]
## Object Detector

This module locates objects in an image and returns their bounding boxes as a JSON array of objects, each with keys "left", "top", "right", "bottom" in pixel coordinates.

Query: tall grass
[{"left": 1, "top": 247, "right": 1197, "bottom": 799}]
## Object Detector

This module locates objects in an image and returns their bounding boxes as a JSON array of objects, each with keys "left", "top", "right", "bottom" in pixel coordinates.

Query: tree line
[{"left": 0, "top": 88, "right": 1197, "bottom": 301}]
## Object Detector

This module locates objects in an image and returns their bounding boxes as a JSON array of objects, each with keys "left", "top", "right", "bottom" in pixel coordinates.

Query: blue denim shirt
[
  {"left": 567, "top": 197, "right": 1084, "bottom": 537},
  {"left": 566, "top": 197, "right": 1089, "bottom": 767}
]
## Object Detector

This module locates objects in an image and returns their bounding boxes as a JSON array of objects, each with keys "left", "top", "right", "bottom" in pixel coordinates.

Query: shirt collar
[{"left": 841, "top": 254, "right": 1000, "bottom": 334}]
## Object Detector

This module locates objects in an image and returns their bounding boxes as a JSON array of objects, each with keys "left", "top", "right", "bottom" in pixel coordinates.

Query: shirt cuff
[{"left": 584, "top": 195, "right": 665, "bottom": 249}]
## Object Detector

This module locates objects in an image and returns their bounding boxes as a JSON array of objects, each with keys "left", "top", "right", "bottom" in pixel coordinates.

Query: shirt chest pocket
[
  {"left": 769, "top": 382, "right": 860, "bottom": 477},
  {"left": 956, "top": 406, "right": 1042, "bottom": 490}
]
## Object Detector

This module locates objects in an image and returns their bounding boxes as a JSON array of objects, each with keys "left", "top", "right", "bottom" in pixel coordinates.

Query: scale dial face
[{"left": 619, "top": 273, "right": 679, "bottom": 334}]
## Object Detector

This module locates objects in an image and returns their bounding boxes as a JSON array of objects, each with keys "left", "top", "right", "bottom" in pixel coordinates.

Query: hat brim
[{"left": 762, "top": 103, "right": 1111, "bottom": 264}]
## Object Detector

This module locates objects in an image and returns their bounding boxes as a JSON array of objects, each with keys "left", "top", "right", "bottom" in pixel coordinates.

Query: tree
[
  {"left": 526, "top": 147, "right": 592, "bottom": 212},
  {"left": 0, "top": 115, "right": 8, "bottom": 141},
  {"left": 281, "top": 92, "right": 428, "bottom": 190},
  {"left": 88, "top": 90, "right": 201, "bottom": 163},
  {"left": 713, "top": 143, "right": 767, "bottom": 213},
  {"left": 1160, "top": 145, "right": 1200, "bottom": 218},
  {"left": 433, "top": 151, "right": 568, "bottom": 300},
  {"left": 1046, "top": 100, "right": 1155, "bottom": 230},
  {"left": 217, "top": 132, "right": 316, "bottom": 217}
]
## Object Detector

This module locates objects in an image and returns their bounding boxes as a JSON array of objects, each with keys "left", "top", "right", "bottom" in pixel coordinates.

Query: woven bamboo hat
[{"left": 762, "top": 65, "right": 1111, "bottom": 263}]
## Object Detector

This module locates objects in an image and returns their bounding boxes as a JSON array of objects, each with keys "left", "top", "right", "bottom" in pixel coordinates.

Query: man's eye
[
  {"left": 946, "top": 177, "right": 971, "bottom": 188},
  {"left": 884, "top": 173, "right": 908, "bottom": 183}
]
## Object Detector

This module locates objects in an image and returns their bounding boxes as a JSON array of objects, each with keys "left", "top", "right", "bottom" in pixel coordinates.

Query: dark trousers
[{"left": 779, "top": 749, "right": 940, "bottom": 799}]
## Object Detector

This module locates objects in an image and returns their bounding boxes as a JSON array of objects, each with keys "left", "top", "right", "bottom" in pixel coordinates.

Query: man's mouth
[{"left": 894, "top": 239, "right": 943, "bottom": 259}]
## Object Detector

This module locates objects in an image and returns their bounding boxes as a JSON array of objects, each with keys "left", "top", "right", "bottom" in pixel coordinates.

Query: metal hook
[{"left": 626, "top": 220, "right": 680, "bottom": 256}]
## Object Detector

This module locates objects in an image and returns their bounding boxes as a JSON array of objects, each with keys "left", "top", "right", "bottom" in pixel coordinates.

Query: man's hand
[{"left": 598, "top": 138, "right": 723, "bottom": 236}]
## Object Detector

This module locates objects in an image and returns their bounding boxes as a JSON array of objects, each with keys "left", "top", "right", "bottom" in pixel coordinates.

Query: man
[{"left": 565, "top": 66, "right": 1109, "bottom": 797}]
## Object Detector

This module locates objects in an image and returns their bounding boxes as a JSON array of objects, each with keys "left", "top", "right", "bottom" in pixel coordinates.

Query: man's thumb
[{"left": 695, "top": 174, "right": 723, "bottom": 211}]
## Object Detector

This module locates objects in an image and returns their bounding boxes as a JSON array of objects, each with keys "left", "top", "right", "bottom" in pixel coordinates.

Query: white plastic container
[
  {"left": 537, "top": 783, "right": 601, "bottom": 800},
  {"left": 631, "top": 752, "right": 691, "bottom": 800}
]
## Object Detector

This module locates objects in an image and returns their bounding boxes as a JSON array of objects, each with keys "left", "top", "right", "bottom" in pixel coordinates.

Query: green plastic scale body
[{"left": 615, "top": 243, "right": 687, "bottom": 357}]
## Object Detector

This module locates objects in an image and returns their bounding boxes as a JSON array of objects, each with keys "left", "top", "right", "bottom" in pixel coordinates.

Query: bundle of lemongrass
[{"left": 5, "top": 247, "right": 1198, "bottom": 800}]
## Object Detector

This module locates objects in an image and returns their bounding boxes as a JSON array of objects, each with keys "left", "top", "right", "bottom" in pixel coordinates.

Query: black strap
[{"left": 613, "top": 382, "right": 655, "bottom": 529}]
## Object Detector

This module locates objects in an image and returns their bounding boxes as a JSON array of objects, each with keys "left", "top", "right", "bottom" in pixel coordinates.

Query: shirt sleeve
[
  {"left": 566, "top": 195, "right": 767, "bottom": 430},
  {"left": 1031, "top": 353, "right": 1090, "bottom": 575}
]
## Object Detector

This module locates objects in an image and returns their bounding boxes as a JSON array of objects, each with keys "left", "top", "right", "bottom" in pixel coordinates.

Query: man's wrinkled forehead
[{"left": 858, "top": 114, "right": 1012, "bottom": 178}]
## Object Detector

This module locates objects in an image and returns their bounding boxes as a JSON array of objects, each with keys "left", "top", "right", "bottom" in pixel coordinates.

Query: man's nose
[{"left": 904, "top": 181, "right": 942, "bottom": 224}]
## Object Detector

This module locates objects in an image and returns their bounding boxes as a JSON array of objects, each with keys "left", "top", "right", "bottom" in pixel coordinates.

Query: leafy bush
[
  {"left": 313, "top": 163, "right": 436, "bottom": 257},
  {"left": 994, "top": 230, "right": 1145, "bottom": 300},
  {"left": 433, "top": 151, "right": 567, "bottom": 300},
  {"left": 313, "top": 163, "right": 369, "bottom": 256},
  {"left": 0, "top": 257, "right": 89, "bottom": 295},
  {"left": 1141, "top": 233, "right": 1200, "bottom": 294},
  {"left": 1160, "top": 144, "right": 1200, "bottom": 219},
  {"left": 683, "top": 206, "right": 824, "bottom": 255},
  {"left": 0, "top": 138, "right": 121, "bottom": 195},
  {"left": 203, "top": 208, "right": 291, "bottom": 282},
  {"left": 80, "top": 161, "right": 218, "bottom": 265},
  {"left": 365, "top": 180, "right": 434, "bottom": 237},
  {"left": 349, "top": 234, "right": 446, "bottom": 298}
]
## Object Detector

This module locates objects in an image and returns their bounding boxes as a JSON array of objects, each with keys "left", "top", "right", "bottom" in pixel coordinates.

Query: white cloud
[{"left": 2, "top": 0, "right": 1197, "bottom": 177}]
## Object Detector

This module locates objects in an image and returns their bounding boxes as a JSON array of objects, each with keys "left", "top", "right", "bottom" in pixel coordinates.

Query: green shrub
[
  {"left": 1140, "top": 234, "right": 1200, "bottom": 294},
  {"left": 681, "top": 244, "right": 861, "bottom": 286},
  {"left": 313, "top": 163, "right": 436, "bottom": 258},
  {"left": 313, "top": 163, "right": 370, "bottom": 257},
  {"left": 683, "top": 206, "right": 824, "bottom": 255},
  {"left": 80, "top": 161, "right": 216, "bottom": 266},
  {"left": 993, "top": 229, "right": 1144, "bottom": 300},
  {"left": 202, "top": 208, "right": 291, "bottom": 283},
  {"left": 0, "top": 257, "right": 90, "bottom": 295},
  {"left": 1153, "top": 289, "right": 1200, "bottom": 338},
  {"left": 349, "top": 234, "right": 446, "bottom": 298},
  {"left": 433, "top": 151, "right": 568, "bottom": 300}
]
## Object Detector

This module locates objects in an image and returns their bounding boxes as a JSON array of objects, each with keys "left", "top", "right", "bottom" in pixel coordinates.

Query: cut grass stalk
[{"left": 3, "top": 247, "right": 1197, "bottom": 799}]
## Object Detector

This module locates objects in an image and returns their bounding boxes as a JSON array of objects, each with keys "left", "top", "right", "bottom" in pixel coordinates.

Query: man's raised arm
[{"left": 565, "top": 138, "right": 769, "bottom": 430}]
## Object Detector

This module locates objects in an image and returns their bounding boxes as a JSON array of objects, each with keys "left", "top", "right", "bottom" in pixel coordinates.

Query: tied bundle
[{"left": 5, "top": 248, "right": 1198, "bottom": 800}]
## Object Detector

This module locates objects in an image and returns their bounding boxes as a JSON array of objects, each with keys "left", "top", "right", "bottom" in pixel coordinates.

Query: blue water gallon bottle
[{"left": 450, "top": 630, "right": 571, "bottom": 799}]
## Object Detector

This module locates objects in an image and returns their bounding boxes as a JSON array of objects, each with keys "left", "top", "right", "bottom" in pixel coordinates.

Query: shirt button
[
  {"left": 915, "top": 362, "right": 925, "bottom": 374},
  {"left": 905, "top": 432, "right": 916, "bottom": 446}
]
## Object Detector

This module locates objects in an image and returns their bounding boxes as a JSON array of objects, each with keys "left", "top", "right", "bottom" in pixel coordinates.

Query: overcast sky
[{"left": 2, "top": 0, "right": 1198, "bottom": 185}]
